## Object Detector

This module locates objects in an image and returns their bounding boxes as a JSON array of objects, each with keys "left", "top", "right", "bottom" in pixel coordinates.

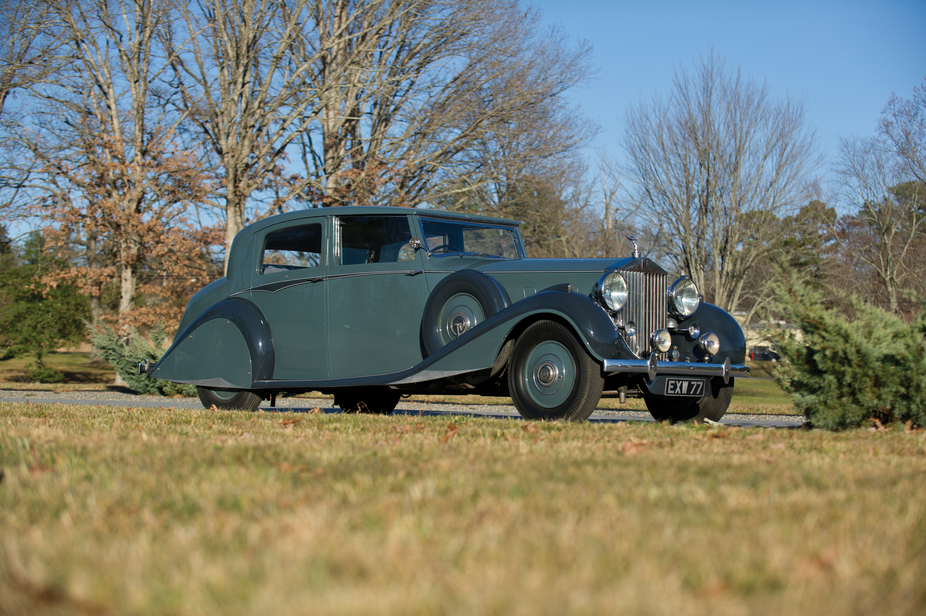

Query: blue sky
[{"left": 530, "top": 0, "right": 926, "bottom": 167}]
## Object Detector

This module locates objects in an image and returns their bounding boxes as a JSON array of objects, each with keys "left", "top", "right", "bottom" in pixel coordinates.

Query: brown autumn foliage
[{"left": 36, "top": 126, "right": 221, "bottom": 331}]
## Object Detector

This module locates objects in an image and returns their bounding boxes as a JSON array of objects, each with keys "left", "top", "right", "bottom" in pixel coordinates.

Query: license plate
[{"left": 665, "top": 378, "right": 706, "bottom": 397}]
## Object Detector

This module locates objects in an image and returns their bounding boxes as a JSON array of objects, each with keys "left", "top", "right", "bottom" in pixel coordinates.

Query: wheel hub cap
[
  {"left": 449, "top": 312, "right": 471, "bottom": 338},
  {"left": 537, "top": 361, "right": 559, "bottom": 386},
  {"left": 531, "top": 352, "right": 567, "bottom": 397}
]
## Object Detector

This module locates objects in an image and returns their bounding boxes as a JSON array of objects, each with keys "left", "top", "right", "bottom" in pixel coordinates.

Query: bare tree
[
  {"left": 295, "top": 0, "right": 594, "bottom": 210},
  {"left": 881, "top": 80, "right": 926, "bottom": 184},
  {"left": 161, "top": 0, "right": 327, "bottom": 272},
  {"left": 838, "top": 143, "right": 925, "bottom": 315},
  {"left": 621, "top": 52, "right": 819, "bottom": 313},
  {"left": 0, "top": 0, "right": 64, "bottom": 117},
  {"left": 22, "top": 0, "right": 210, "bottom": 334},
  {"left": 835, "top": 79, "right": 926, "bottom": 315},
  {"left": 162, "top": 0, "right": 593, "bottom": 270},
  {"left": 0, "top": 0, "right": 68, "bottom": 223}
]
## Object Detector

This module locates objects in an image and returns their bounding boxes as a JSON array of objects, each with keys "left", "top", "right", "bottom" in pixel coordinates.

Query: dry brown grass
[{"left": 1, "top": 401, "right": 924, "bottom": 615}]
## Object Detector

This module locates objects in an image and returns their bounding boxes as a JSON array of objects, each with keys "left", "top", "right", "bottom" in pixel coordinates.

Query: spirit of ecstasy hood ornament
[{"left": 626, "top": 235, "right": 640, "bottom": 259}]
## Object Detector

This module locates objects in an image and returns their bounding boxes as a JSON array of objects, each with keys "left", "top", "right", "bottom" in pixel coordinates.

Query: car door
[
  {"left": 326, "top": 214, "right": 430, "bottom": 378},
  {"left": 248, "top": 219, "right": 329, "bottom": 381}
]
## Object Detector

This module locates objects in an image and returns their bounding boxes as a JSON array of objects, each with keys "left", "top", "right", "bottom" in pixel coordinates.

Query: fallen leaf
[
  {"left": 440, "top": 422, "right": 460, "bottom": 444},
  {"left": 276, "top": 462, "right": 310, "bottom": 473},
  {"left": 282, "top": 418, "right": 302, "bottom": 428},
  {"left": 622, "top": 440, "right": 648, "bottom": 456},
  {"left": 522, "top": 423, "right": 538, "bottom": 434},
  {"left": 307, "top": 407, "right": 321, "bottom": 414},
  {"left": 209, "top": 404, "right": 218, "bottom": 411},
  {"left": 698, "top": 579, "right": 729, "bottom": 598}
]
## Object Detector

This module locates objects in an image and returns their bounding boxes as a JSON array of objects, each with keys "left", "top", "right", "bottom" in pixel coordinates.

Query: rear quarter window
[{"left": 261, "top": 223, "right": 322, "bottom": 273}]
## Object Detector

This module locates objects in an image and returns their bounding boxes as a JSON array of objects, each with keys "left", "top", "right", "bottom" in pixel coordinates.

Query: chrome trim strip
[
  {"left": 391, "top": 369, "right": 478, "bottom": 385},
  {"left": 603, "top": 355, "right": 749, "bottom": 384},
  {"left": 245, "top": 270, "right": 423, "bottom": 294},
  {"left": 165, "top": 377, "right": 243, "bottom": 389}
]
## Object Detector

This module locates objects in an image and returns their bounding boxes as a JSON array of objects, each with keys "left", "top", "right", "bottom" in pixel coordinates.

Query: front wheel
[
  {"left": 507, "top": 320, "right": 604, "bottom": 421},
  {"left": 644, "top": 378, "right": 734, "bottom": 423},
  {"left": 197, "top": 386, "right": 262, "bottom": 411}
]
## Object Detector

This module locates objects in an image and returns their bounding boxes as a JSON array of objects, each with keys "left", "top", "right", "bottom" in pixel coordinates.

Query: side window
[
  {"left": 339, "top": 216, "right": 414, "bottom": 265},
  {"left": 261, "top": 224, "right": 322, "bottom": 274}
]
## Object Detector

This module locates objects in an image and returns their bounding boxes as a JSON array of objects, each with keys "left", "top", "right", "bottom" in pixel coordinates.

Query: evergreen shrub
[
  {"left": 772, "top": 271, "right": 926, "bottom": 430},
  {"left": 25, "top": 363, "right": 66, "bottom": 383},
  {"left": 89, "top": 322, "right": 196, "bottom": 397}
]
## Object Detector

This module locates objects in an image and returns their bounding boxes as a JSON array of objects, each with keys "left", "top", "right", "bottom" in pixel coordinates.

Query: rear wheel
[
  {"left": 644, "top": 378, "right": 734, "bottom": 423},
  {"left": 335, "top": 387, "right": 401, "bottom": 415},
  {"left": 197, "top": 386, "right": 262, "bottom": 411},
  {"left": 507, "top": 320, "right": 604, "bottom": 421}
]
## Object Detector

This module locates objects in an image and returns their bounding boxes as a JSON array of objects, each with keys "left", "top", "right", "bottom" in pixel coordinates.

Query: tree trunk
[{"left": 223, "top": 170, "right": 245, "bottom": 275}]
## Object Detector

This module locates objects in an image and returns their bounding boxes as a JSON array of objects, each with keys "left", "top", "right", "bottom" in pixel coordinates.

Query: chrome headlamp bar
[{"left": 666, "top": 318, "right": 700, "bottom": 340}]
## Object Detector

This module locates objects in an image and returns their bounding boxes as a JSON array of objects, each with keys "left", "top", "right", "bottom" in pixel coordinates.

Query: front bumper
[{"left": 603, "top": 354, "right": 749, "bottom": 384}]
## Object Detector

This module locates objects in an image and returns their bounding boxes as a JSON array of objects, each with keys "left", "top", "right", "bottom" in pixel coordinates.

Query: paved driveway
[{"left": 1, "top": 388, "right": 805, "bottom": 428}]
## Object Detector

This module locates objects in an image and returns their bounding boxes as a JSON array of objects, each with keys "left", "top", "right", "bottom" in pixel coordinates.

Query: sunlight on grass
[{"left": 1, "top": 402, "right": 923, "bottom": 615}]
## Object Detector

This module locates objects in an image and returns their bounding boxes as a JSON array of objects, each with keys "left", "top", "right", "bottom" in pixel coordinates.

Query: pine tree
[
  {"left": 88, "top": 322, "right": 195, "bottom": 396},
  {"left": 0, "top": 232, "right": 89, "bottom": 382},
  {"left": 772, "top": 265, "right": 926, "bottom": 429}
]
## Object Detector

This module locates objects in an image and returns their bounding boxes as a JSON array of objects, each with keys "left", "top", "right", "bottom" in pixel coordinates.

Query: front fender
[
  {"left": 677, "top": 302, "right": 747, "bottom": 365},
  {"left": 151, "top": 298, "right": 275, "bottom": 388},
  {"left": 495, "top": 290, "right": 625, "bottom": 360}
]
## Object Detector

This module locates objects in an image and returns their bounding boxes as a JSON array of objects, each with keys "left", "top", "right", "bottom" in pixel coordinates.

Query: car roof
[{"left": 244, "top": 206, "right": 521, "bottom": 235}]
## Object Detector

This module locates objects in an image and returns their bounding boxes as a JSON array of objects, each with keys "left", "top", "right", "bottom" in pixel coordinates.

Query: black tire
[
  {"left": 507, "top": 320, "right": 604, "bottom": 421},
  {"left": 645, "top": 378, "right": 734, "bottom": 423},
  {"left": 334, "top": 387, "right": 401, "bottom": 415},
  {"left": 197, "top": 386, "right": 262, "bottom": 411},
  {"left": 420, "top": 271, "right": 510, "bottom": 357}
]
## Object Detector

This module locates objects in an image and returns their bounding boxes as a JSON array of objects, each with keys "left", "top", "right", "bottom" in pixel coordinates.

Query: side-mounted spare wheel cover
[{"left": 420, "top": 270, "right": 511, "bottom": 357}]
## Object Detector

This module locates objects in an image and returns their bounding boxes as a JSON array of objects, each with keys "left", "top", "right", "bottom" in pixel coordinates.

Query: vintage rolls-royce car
[{"left": 141, "top": 206, "right": 749, "bottom": 422}]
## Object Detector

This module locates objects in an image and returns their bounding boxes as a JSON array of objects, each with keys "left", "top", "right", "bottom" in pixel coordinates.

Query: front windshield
[{"left": 419, "top": 218, "right": 523, "bottom": 260}]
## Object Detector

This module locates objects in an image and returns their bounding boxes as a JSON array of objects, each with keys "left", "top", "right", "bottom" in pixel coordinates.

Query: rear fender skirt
[{"left": 150, "top": 298, "right": 274, "bottom": 386}]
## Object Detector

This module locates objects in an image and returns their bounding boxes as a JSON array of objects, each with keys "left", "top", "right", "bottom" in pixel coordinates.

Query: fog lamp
[
  {"left": 699, "top": 332, "right": 721, "bottom": 357},
  {"left": 651, "top": 329, "right": 672, "bottom": 353},
  {"left": 624, "top": 321, "right": 637, "bottom": 339}
]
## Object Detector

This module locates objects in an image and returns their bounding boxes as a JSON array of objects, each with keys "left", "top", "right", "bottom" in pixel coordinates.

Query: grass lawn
[
  {"left": 1, "top": 402, "right": 924, "bottom": 615},
  {"left": 0, "top": 352, "right": 114, "bottom": 384}
]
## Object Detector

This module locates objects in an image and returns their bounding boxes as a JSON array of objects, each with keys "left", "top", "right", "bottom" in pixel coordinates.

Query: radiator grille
[{"left": 620, "top": 264, "right": 668, "bottom": 358}]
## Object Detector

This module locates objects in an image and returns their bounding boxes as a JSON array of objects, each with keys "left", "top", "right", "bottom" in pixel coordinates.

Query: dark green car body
[{"left": 147, "top": 206, "right": 749, "bottom": 421}]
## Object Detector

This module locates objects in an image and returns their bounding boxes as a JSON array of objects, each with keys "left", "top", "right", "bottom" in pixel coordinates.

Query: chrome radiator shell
[{"left": 615, "top": 259, "right": 668, "bottom": 358}]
